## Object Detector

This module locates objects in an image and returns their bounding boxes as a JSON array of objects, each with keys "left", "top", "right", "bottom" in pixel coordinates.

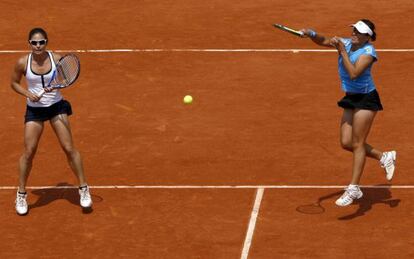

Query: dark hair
[
  {"left": 28, "top": 28, "right": 48, "bottom": 41},
  {"left": 361, "top": 19, "right": 376, "bottom": 41}
]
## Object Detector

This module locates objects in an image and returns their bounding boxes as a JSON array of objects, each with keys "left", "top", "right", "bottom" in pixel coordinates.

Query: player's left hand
[
  {"left": 43, "top": 86, "right": 55, "bottom": 93},
  {"left": 330, "top": 36, "right": 346, "bottom": 53}
]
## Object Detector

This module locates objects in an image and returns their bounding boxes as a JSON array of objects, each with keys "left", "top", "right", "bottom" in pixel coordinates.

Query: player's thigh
[
  {"left": 24, "top": 121, "right": 44, "bottom": 149},
  {"left": 351, "top": 109, "right": 377, "bottom": 144},
  {"left": 50, "top": 114, "right": 74, "bottom": 149},
  {"left": 340, "top": 109, "right": 353, "bottom": 147}
]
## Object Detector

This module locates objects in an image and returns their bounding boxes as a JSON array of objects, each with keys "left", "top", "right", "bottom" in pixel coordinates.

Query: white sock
[{"left": 348, "top": 184, "right": 358, "bottom": 190}]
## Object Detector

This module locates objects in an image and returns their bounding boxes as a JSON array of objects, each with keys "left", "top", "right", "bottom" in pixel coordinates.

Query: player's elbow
[
  {"left": 348, "top": 68, "right": 365, "bottom": 80},
  {"left": 348, "top": 71, "right": 362, "bottom": 80},
  {"left": 10, "top": 81, "right": 22, "bottom": 94},
  {"left": 349, "top": 75, "right": 358, "bottom": 80},
  {"left": 349, "top": 74, "right": 362, "bottom": 80},
  {"left": 10, "top": 82, "right": 18, "bottom": 91}
]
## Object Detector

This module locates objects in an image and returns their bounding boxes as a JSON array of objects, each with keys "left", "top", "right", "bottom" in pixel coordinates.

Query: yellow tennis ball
[{"left": 183, "top": 95, "right": 193, "bottom": 104}]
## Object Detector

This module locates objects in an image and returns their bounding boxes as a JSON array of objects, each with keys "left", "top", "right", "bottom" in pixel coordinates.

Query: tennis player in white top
[{"left": 11, "top": 28, "right": 92, "bottom": 215}]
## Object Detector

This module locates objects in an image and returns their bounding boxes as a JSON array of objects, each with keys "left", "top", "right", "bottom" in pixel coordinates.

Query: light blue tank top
[{"left": 338, "top": 38, "right": 377, "bottom": 93}]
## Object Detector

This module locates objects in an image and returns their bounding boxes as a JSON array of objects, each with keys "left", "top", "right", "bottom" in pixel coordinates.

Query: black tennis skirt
[
  {"left": 337, "top": 89, "right": 383, "bottom": 111},
  {"left": 24, "top": 99, "right": 73, "bottom": 123}
]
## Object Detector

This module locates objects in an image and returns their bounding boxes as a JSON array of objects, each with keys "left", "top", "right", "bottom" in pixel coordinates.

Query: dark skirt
[
  {"left": 337, "top": 89, "right": 383, "bottom": 111},
  {"left": 24, "top": 99, "right": 73, "bottom": 123}
]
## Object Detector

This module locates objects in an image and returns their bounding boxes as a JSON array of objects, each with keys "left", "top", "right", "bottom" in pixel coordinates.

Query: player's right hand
[
  {"left": 43, "top": 86, "right": 55, "bottom": 93},
  {"left": 299, "top": 29, "right": 309, "bottom": 38},
  {"left": 300, "top": 29, "right": 317, "bottom": 38},
  {"left": 27, "top": 92, "right": 40, "bottom": 102}
]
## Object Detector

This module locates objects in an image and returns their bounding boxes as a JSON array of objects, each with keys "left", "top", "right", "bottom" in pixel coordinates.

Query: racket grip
[{"left": 37, "top": 89, "right": 46, "bottom": 98}]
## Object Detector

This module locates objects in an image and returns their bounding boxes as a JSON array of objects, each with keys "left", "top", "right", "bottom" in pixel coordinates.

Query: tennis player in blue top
[{"left": 301, "top": 20, "right": 396, "bottom": 206}]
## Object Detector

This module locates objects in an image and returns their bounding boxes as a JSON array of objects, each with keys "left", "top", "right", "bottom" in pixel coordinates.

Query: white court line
[
  {"left": 0, "top": 49, "right": 414, "bottom": 54},
  {"left": 241, "top": 188, "right": 265, "bottom": 259},
  {"left": 1, "top": 185, "right": 414, "bottom": 190}
]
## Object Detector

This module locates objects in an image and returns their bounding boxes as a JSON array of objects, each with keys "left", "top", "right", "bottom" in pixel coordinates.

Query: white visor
[{"left": 351, "top": 21, "right": 373, "bottom": 36}]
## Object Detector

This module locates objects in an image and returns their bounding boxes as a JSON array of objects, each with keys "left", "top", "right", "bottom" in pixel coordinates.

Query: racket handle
[{"left": 37, "top": 89, "right": 46, "bottom": 98}]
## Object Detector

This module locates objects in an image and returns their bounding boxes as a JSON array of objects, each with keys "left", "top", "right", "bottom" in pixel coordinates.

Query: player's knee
[
  {"left": 61, "top": 144, "right": 75, "bottom": 155},
  {"left": 351, "top": 140, "right": 364, "bottom": 150},
  {"left": 340, "top": 139, "right": 352, "bottom": 151},
  {"left": 22, "top": 146, "right": 37, "bottom": 161},
  {"left": 62, "top": 146, "right": 79, "bottom": 158}
]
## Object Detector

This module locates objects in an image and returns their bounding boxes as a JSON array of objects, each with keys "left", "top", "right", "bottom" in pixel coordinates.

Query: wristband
[{"left": 308, "top": 29, "right": 317, "bottom": 38}]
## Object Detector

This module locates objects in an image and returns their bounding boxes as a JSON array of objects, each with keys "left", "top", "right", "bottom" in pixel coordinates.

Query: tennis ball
[{"left": 183, "top": 95, "right": 193, "bottom": 104}]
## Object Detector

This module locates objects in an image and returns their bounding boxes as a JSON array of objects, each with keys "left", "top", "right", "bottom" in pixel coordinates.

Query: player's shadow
[
  {"left": 337, "top": 184, "right": 400, "bottom": 220},
  {"left": 29, "top": 182, "right": 102, "bottom": 214},
  {"left": 313, "top": 184, "right": 400, "bottom": 220}
]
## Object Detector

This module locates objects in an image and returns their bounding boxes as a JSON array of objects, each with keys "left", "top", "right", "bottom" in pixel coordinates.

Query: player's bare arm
[
  {"left": 331, "top": 36, "right": 374, "bottom": 79},
  {"left": 300, "top": 29, "right": 333, "bottom": 47},
  {"left": 10, "top": 55, "right": 40, "bottom": 102}
]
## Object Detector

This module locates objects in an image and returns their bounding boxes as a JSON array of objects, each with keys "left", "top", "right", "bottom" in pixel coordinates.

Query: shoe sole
[
  {"left": 16, "top": 210, "right": 28, "bottom": 216},
  {"left": 80, "top": 202, "right": 93, "bottom": 208}
]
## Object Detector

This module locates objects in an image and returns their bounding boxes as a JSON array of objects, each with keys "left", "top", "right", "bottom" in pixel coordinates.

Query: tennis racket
[
  {"left": 273, "top": 24, "right": 304, "bottom": 37},
  {"left": 37, "top": 53, "right": 81, "bottom": 97}
]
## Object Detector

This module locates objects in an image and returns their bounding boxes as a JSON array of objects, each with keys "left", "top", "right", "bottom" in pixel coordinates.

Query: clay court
[{"left": 1, "top": 0, "right": 414, "bottom": 258}]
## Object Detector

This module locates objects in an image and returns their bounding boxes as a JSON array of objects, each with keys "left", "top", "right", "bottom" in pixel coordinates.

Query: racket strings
[{"left": 56, "top": 55, "right": 80, "bottom": 86}]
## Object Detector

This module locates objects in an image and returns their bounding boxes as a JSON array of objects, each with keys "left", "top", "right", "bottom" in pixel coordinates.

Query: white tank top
[{"left": 26, "top": 51, "right": 63, "bottom": 107}]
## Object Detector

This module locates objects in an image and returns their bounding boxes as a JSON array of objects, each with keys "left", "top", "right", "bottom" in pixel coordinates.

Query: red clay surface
[
  {"left": 251, "top": 189, "right": 414, "bottom": 258},
  {"left": 1, "top": 0, "right": 414, "bottom": 258},
  {"left": 1, "top": 189, "right": 254, "bottom": 258}
]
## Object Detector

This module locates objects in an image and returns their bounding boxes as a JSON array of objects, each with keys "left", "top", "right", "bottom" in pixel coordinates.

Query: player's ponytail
[{"left": 361, "top": 19, "right": 376, "bottom": 41}]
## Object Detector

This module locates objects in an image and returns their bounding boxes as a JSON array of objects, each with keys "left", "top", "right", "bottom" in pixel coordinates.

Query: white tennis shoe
[
  {"left": 79, "top": 185, "right": 93, "bottom": 208},
  {"left": 380, "top": 151, "right": 396, "bottom": 181},
  {"left": 15, "top": 191, "right": 28, "bottom": 215},
  {"left": 335, "top": 185, "right": 363, "bottom": 207}
]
